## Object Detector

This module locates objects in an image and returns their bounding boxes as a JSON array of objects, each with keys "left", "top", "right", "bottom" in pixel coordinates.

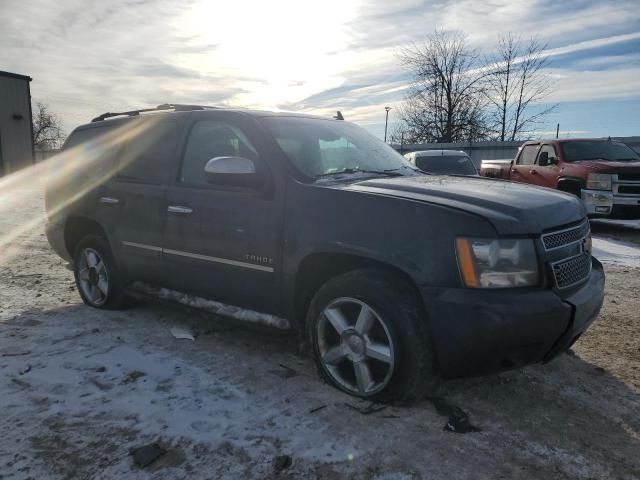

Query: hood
[
  {"left": 341, "top": 175, "right": 585, "bottom": 235},
  {"left": 566, "top": 160, "right": 640, "bottom": 172}
]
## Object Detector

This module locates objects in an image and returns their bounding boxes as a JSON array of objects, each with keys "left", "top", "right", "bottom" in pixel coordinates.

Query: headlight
[
  {"left": 586, "top": 173, "right": 612, "bottom": 190},
  {"left": 456, "top": 238, "right": 539, "bottom": 288}
]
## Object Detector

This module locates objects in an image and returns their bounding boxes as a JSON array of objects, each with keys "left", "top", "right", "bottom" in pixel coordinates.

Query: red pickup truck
[{"left": 480, "top": 139, "right": 640, "bottom": 218}]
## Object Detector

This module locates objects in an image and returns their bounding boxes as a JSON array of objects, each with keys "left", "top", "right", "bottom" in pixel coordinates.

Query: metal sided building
[{"left": 0, "top": 70, "right": 34, "bottom": 176}]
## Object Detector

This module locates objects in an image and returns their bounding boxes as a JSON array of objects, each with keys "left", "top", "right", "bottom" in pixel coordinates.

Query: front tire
[
  {"left": 306, "top": 269, "right": 438, "bottom": 403},
  {"left": 73, "top": 235, "right": 128, "bottom": 310}
]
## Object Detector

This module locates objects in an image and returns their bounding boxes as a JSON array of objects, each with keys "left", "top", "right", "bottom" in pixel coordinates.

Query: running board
[{"left": 129, "top": 282, "right": 291, "bottom": 330}]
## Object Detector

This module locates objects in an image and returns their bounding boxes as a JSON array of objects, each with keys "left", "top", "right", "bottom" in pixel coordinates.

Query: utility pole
[
  {"left": 556, "top": 123, "right": 560, "bottom": 139},
  {"left": 384, "top": 106, "right": 392, "bottom": 143}
]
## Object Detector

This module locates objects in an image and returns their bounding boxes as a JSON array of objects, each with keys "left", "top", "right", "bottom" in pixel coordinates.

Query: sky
[{"left": 1, "top": 0, "right": 639, "bottom": 141}]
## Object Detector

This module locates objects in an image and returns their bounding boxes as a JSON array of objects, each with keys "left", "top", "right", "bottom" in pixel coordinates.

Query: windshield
[
  {"left": 561, "top": 141, "right": 640, "bottom": 162},
  {"left": 262, "top": 117, "right": 417, "bottom": 180},
  {"left": 415, "top": 155, "right": 477, "bottom": 175}
]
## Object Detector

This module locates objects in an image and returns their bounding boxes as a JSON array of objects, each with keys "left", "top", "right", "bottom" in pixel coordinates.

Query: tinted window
[
  {"left": 263, "top": 117, "right": 415, "bottom": 179},
  {"left": 63, "top": 124, "right": 121, "bottom": 179},
  {"left": 64, "top": 127, "right": 108, "bottom": 150},
  {"left": 180, "top": 120, "right": 259, "bottom": 186},
  {"left": 537, "top": 145, "right": 557, "bottom": 164},
  {"left": 561, "top": 141, "right": 640, "bottom": 162},
  {"left": 415, "top": 155, "right": 477, "bottom": 175},
  {"left": 117, "top": 119, "right": 178, "bottom": 184},
  {"left": 517, "top": 145, "right": 538, "bottom": 165}
]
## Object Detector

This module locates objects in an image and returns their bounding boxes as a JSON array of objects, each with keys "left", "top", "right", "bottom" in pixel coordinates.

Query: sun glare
[
  {"left": 173, "top": 0, "right": 359, "bottom": 109},
  {"left": 0, "top": 120, "right": 158, "bottom": 266}
]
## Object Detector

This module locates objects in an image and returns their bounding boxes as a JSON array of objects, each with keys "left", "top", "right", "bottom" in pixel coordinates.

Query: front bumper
[
  {"left": 582, "top": 189, "right": 640, "bottom": 218},
  {"left": 424, "top": 258, "right": 605, "bottom": 378}
]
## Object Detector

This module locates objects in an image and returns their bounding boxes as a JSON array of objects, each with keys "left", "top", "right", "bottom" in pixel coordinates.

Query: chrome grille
[
  {"left": 543, "top": 219, "right": 592, "bottom": 290},
  {"left": 551, "top": 254, "right": 592, "bottom": 289},
  {"left": 618, "top": 185, "right": 640, "bottom": 195},
  {"left": 617, "top": 173, "right": 640, "bottom": 182},
  {"left": 542, "top": 220, "right": 590, "bottom": 251}
]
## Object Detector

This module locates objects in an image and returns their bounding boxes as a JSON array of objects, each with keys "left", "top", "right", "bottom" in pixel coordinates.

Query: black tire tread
[
  {"left": 73, "top": 235, "right": 128, "bottom": 310},
  {"left": 306, "top": 268, "right": 439, "bottom": 403}
]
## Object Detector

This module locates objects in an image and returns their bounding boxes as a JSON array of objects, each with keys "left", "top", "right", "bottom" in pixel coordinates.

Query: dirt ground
[{"left": 1, "top": 189, "right": 639, "bottom": 480}]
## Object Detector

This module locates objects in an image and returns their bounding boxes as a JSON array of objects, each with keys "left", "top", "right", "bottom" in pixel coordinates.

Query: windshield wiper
[
  {"left": 315, "top": 168, "right": 405, "bottom": 179},
  {"left": 383, "top": 165, "right": 422, "bottom": 174}
]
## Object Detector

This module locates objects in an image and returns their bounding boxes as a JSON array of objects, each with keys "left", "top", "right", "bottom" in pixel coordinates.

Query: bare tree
[
  {"left": 388, "top": 120, "right": 411, "bottom": 152},
  {"left": 32, "top": 102, "right": 66, "bottom": 149},
  {"left": 397, "top": 30, "right": 490, "bottom": 144},
  {"left": 485, "top": 34, "right": 557, "bottom": 141}
]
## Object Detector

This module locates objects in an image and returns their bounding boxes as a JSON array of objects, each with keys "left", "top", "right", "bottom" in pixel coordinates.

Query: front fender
[{"left": 281, "top": 180, "right": 498, "bottom": 316}]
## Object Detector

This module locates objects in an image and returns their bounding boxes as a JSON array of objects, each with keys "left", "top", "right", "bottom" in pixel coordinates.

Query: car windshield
[
  {"left": 262, "top": 117, "right": 418, "bottom": 180},
  {"left": 561, "top": 141, "right": 640, "bottom": 162},
  {"left": 415, "top": 155, "right": 477, "bottom": 175}
]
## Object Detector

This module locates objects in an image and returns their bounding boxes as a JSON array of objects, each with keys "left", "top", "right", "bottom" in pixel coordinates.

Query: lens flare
[{"left": 0, "top": 116, "right": 161, "bottom": 266}]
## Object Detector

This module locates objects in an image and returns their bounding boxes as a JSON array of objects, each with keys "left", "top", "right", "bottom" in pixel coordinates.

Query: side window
[
  {"left": 537, "top": 145, "right": 557, "bottom": 165},
  {"left": 180, "top": 120, "right": 259, "bottom": 186},
  {"left": 63, "top": 125, "right": 120, "bottom": 179},
  {"left": 117, "top": 120, "right": 178, "bottom": 185},
  {"left": 517, "top": 145, "right": 538, "bottom": 165}
]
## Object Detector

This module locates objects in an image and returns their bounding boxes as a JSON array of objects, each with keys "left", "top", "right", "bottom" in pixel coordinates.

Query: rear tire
[
  {"left": 306, "top": 268, "right": 438, "bottom": 403},
  {"left": 73, "top": 235, "right": 128, "bottom": 310}
]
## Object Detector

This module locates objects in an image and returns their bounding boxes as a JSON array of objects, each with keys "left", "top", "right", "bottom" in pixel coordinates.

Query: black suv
[{"left": 45, "top": 104, "right": 605, "bottom": 402}]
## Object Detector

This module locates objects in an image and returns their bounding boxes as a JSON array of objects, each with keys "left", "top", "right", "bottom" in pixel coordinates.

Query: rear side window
[
  {"left": 415, "top": 155, "right": 477, "bottom": 175},
  {"left": 180, "top": 120, "right": 259, "bottom": 186},
  {"left": 62, "top": 125, "right": 121, "bottom": 179},
  {"left": 116, "top": 119, "right": 178, "bottom": 185},
  {"left": 517, "top": 145, "right": 538, "bottom": 165}
]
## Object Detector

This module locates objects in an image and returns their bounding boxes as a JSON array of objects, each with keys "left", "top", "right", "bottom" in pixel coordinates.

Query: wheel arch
[
  {"left": 64, "top": 216, "right": 110, "bottom": 260},
  {"left": 292, "top": 252, "right": 425, "bottom": 331},
  {"left": 557, "top": 176, "right": 584, "bottom": 196}
]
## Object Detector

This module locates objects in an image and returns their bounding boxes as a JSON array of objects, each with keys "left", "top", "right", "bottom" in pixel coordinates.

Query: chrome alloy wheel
[
  {"left": 317, "top": 297, "right": 395, "bottom": 396},
  {"left": 77, "top": 248, "right": 109, "bottom": 306}
]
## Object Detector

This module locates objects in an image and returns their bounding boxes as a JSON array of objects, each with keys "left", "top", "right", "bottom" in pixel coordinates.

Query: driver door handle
[
  {"left": 167, "top": 205, "right": 193, "bottom": 214},
  {"left": 529, "top": 169, "right": 537, "bottom": 174}
]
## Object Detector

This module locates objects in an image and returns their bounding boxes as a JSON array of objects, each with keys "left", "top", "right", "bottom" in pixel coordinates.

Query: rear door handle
[
  {"left": 99, "top": 196, "right": 120, "bottom": 205},
  {"left": 167, "top": 205, "right": 193, "bottom": 214}
]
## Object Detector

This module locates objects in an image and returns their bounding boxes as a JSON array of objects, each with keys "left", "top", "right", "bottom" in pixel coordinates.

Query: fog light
[{"left": 595, "top": 206, "right": 610, "bottom": 213}]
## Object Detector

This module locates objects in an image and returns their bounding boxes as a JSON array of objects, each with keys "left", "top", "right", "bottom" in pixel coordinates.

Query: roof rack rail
[{"left": 91, "top": 103, "right": 217, "bottom": 122}]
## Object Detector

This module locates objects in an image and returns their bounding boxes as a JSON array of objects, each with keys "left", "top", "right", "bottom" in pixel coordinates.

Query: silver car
[{"left": 404, "top": 149, "right": 478, "bottom": 176}]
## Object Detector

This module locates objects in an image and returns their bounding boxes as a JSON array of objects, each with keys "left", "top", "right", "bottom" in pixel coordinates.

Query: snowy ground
[
  {"left": 592, "top": 237, "right": 640, "bottom": 269},
  {"left": 1, "top": 188, "right": 640, "bottom": 479},
  {"left": 591, "top": 219, "right": 640, "bottom": 267}
]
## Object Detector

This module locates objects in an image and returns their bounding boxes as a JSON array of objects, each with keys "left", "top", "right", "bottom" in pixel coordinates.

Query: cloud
[
  {"left": 133, "top": 63, "right": 203, "bottom": 79},
  {"left": 546, "top": 66, "right": 640, "bottom": 103},
  {"left": 1, "top": 0, "right": 639, "bottom": 136}
]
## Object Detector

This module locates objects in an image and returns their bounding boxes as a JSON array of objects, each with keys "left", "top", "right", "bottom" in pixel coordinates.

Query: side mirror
[
  {"left": 538, "top": 151, "right": 549, "bottom": 167},
  {"left": 204, "top": 156, "right": 262, "bottom": 188}
]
